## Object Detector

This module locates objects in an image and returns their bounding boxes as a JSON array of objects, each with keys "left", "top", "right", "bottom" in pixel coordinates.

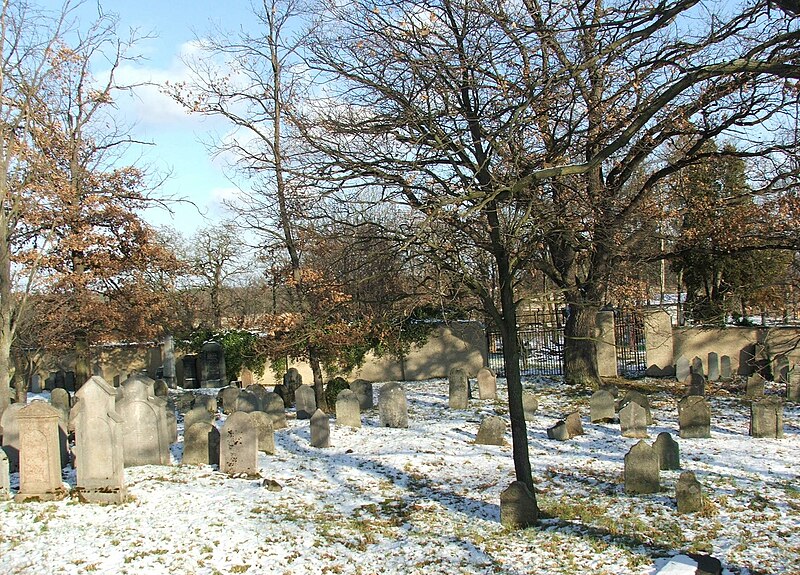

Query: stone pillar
[
  {"left": 595, "top": 310, "right": 617, "bottom": 378},
  {"left": 643, "top": 308, "right": 674, "bottom": 377}
]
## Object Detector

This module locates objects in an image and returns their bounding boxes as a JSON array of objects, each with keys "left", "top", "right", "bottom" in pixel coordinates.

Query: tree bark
[{"left": 563, "top": 295, "right": 601, "bottom": 388}]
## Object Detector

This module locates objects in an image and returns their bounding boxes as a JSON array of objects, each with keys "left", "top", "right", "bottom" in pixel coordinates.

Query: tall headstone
[
  {"left": 153, "top": 379, "right": 169, "bottom": 398},
  {"left": 181, "top": 354, "right": 199, "bottom": 389},
  {"left": 475, "top": 416, "right": 506, "bottom": 445},
  {"left": 182, "top": 422, "right": 220, "bottom": 466},
  {"left": 378, "top": 382, "right": 408, "bottom": 428},
  {"left": 675, "top": 356, "right": 690, "bottom": 383},
  {"left": 590, "top": 389, "right": 615, "bottom": 422},
  {"left": 684, "top": 373, "right": 706, "bottom": 397},
  {"left": 0, "top": 450, "right": 8, "bottom": 500},
  {"left": 707, "top": 352, "right": 720, "bottom": 382},
  {"left": 448, "top": 367, "right": 470, "bottom": 409},
  {"left": 349, "top": 379, "right": 374, "bottom": 410},
  {"left": 250, "top": 411, "right": 275, "bottom": 455},
  {"left": 263, "top": 392, "right": 287, "bottom": 429},
  {"left": 199, "top": 341, "right": 226, "bottom": 388},
  {"left": 30, "top": 374, "right": 42, "bottom": 394},
  {"left": 15, "top": 401, "right": 67, "bottom": 502},
  {"left": 161, "top": 335, "right": 176, "bottom": 388},
  {"left": 476, "top": 367, "right": 497, "bottom": 400},
  {"left": 220, "top": 411, "right": 258, "bottom": 477},
  {"left": 310, "top": 409, "right": 331, "bottom": 448},
  {"left": 71, "top": 376, "right": 126, "bottom": 504},
  {"left": 720, "top": 355, "right": 732, "bottom": 380},
  {"left": 691, "top": 356, "right": 705, "bottom": 378},
  {"left": 676, "top": 471, "right": 703, "bottom": 514},
  {"left": 295, "top": 384, "right": 316, "bottom": 420},
  {"left": 117, "top": 376, "right": 171, "bottom": 467},
  {"left": 522, "top": 392, "right": 538, "bottom": 421},
  {"left": 619, "top": 401, "right": 648, "bottom": 438},
  {"left": 219, "top": 386, "right": 241, "bottom": 415},
  {"left": 624, "top": 440, "right": 660, "bottom": 495},
  {"left": 750, "top": 397, "right": 784, "bottom": 438},
  {"left": 746, "top": 373, "right": 765, "bottom": 398},
  {"left": 653, "top": 432, "right": 680, "bottom": 470},
  {"left": 335, "top": 389, "right": 361, "bottom": 428},
  {"left": 50, "top": 388, "right": 71, "bottom": 425},
  {"left": 787, "top": 369, "right": 800, "bottom": 402},
  {"left": 500, "top": 481, "right": 538, "bottom": 528},
  {"left": 0, "top": 403, "right": 24, "bottom": 472},
  {"left": 678, "top": 396, "right": 711, "bottom": 439}
]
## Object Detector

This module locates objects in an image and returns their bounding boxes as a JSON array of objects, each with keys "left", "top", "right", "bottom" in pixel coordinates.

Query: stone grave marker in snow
[
  {"left": 564, "top": 411, "right": 584, "bottom": 437},
  {"left": 310, "top": 409, "right": 331, "bottom": 448},
  {"left": 184, "top": 406, "right": 214, "bottom": 432},
  {"left": 675, "top": 356, "right": 690, "bottom": 383},
  {"left": 720, "top": 355, "right": 732, "bottom": 380},
  {"left": 750, "top": 397, "right": 784, "bottom": 438},
  {"left": 500, "top": 481, "right": 538, "bottom": 528},
  {"left": 199, "top": 341, "right": 226, "bottom": 388},
  {"left": 195, "top": 395, "right": 217, "bottom": 414},
  {"left": 787, "top": 370, "right": 800, "bottom": 402},
  {"left": 250, "top": 411, "right": 275, "bottom": 454},
  {"left": 15, "top": 401, "right": 67, "bottom": 502},
  {"left": 707, "top": 352, "right": 720, "bottom": 382},
  {"left": 619, "top": 390, "right": 652, "bottom": 424},
  {"left": 475, "top": 415, "right": 506, "bottom": 445},
  {"left": 71, "top": 376, "right": 126, "bottom": 504},
  {"left": 746, "top": 373, "right": 766, "bottom": 398},
  {"left": 246, "top": 384, "right": 269, "bottom": 409},
  {"left": 684, "top": 373, "right": 706, "bottom": 397},
  {"left": 335, "top": 389, "right": 361, "bottom": 428},
  {"left": 220, "top": 411, "right": 258, "bottom": 476},
  {"left": 676, "top": 471, "right": 703, "bottom": 514},
  {"left": 295, "top": 384, "right": 317, "bottom": 420},
  {"left": 476, "top": 367, "right": 497, "bottom": 400},
  {"left": 448, "top": 367, "right": 470, "bottom": 409},
  {"left": 219, "top": 386, "right": 240, "bottom": 415},
  {"left": 590, "top": 389, "right": 615, "bottom": 422},
  {"left": 378, "top": 382, "right": 408, "bottom": 428},
  {"left": 50, "top": 388, "right": 71, "bottom": 425},
  {"left": 117, "top": 376, "right": 171, "bottom": 467},
  {"left": 262, "top": 392, "right": 287, "bottom": 429},
  {"left": 678, "top": 396, "right": 711, "bottom": 439},
  {"left": 522, "top": 392, "right": 538, "bottom": 421},
  {"left": 653, "top": 432, "right": 680, "bottom": 470},
  {"left": 624, "top": 440, "right": 660, "bottom": 495},
  {"left": 0, "top": 449, "right": 8, "bottom": 500},
  {"left": 235, "top": 390, "right": 260, "bottom": 413},
  {"left": 546, "top": 421, "right": 569, "bottom": 441},
  {"left": 619, "top": 401, "right": 648, "bottom": 438},
  {"left": 350, "top": 379, "right": 374, "bottom": 410},
  {"left": 0, "top": 403, "right": 24, "bottom": 472},
  {"left": 182, "top": 422, "right": 220, "bottom": 466}
]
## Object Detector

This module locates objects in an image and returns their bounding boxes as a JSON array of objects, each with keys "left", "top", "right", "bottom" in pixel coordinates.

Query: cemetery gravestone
[
  {"left": 691, "top": 356, "right": 705, "bottom": 378},
  {"left": 50, "top": 388, "right": 71, "bottom": 426},
  {"left": 775, "top": 354, "right": 790, "bottom": 383},
  {"left": 181, "top": 354, "right": 199, "bottom": 389},
  {"left": 707, "top": 352, "right": 720, "bottom": 382},
  {"left": 684, "top": 373, "right": 706, "bottom": 397},
  {"left": 276, "top": 368, "right": 302, "bottom": 408},
  {"left": 15, "top": 401, "right": 67, "bottom": 502},
  {"left": 184, "top": 406, "right": 214, "bottom": 431},
  {"left": 0, "top": 403, "right": 24, "bottom": 472},
  {"left": 619, "top": 401, "right": 648, "bottom": 438},
  {"left": 787, "top": 370, "right": 800, "bottom": 402},
  {"left": 199, "top": 341, "right": 226, "bottom": 388},
  {"left": 350, "top": 379, "right": 374, "bottom": 410},
  {"left": 310, "top": 409, "right": 331, "bottom": 448},
  {"left": 263, "top": 392, "right": 287, "bottom": 429},
  {"left": 476, "top": 367, "right": 497, "bottom": 400},
  {"left": 564, "top": 411, "right": 584, "bottom": 437},
  {"left": 675, "top": 356, "right": 690, "bottom": 383},
  {"left": 250, "top": 411, "right": 275, "bottom": 455},
  {"left": 620, "top": 390, "right": 653, "bottom": 424},
  {"left": 522, "top": 392, "right": 538, "bottom": 421},
  {"left": 500, "top": 481, "right": 538, "bottom": 529},
  {"left": 750, "top": 397, "right": 784, "bottom": 438},
  {"left": 117, "top": 377, "right": 171, "bottom": 467},
  {"left": 0, "top": 450, "right": 8, "bottom": 500},
  {"left": 154, "top": 379, "right": 169, "bottom": 398},
  {"left": 295, "top": 384, "right": 317, "bottom": 420},
  {"left": 220, "top": 386, "right": 241, "bottom": 415},
  {"left": 475, "top": 416, "right": 506, "bottom": 446},
  {"left": 653, "top": 432, "right": 680, "bottom": 470},
  {"left": 546, "top": 421, "right": 569, "bottom": 441},
  {"left": 624, "top": 440, "right": 660, "bottom": 495},
  {"left": 746, "top": 373, "right": 766, "bottom": 398},
  {"left": 448, "top": 367, "right": 470, "bottom": 409},
  {"left": 246, "top": 384, "right": 269, "bottom": 410},
  {"left": 590, "top": 389, "right": 615, "bottom": 423},
  {"left": 335, "top": 389, "right": 362, "bottom": 428},
  {"left": 166, "top": 410, "right": 178, "bottom": 444},
  {"left": 161, "top": 335, "right": 176, "bottom": 388},
  {"left": 678, "top": 396, "right": 711, "bottom": 439},
  {"left": 182, "top": 422, "right": 220, "bottom": 466},
  {"left": 676, "top": 471, "right": 703, "bottom": 514},
  {"left": 30, "top": 374, "right": 41, "bottom": 394},
  {"left": 71, "top": 376, "right": 126, "bottom": 504},
  {"left": 378, "top": 382, "right": 408, "bottom": 428},
  {"left": 720, "top": 355, "right": 732, "bottom": 380},
  {"left": 236, "top": 390, "right": 260, "bottom": 413},
  {"left": 220, "top": 411, "right": 258, "bottom": 477}
]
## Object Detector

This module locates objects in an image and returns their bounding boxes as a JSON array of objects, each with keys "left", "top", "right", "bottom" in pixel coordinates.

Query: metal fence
[{"left": 613, "top": 308, "right": 648, "bottom": 377}]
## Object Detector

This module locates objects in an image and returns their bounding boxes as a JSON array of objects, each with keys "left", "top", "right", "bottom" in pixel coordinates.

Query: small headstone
[
  {"left": 295, "top": 384, "right": 317, "bottom": 419},
  {"left": 675, "top": 356, "right": 690, "bottom": 383},
  {"left": 335, "top": 389, "right": 361, "bottom": 428},
  {"left": 181, "top": 354, "right": 198, "bottom": 389},
  {"left": 0, "top": 403, "right": 24, "bottom": 472},
  {"left": 236, "top": 390, "right": 260, "bottom": 413},
  {"left": 787, "top": 369, "right": 800, "bottom": 402},
  {"left": 590, "top": 389, "right": 615, "bottom": 423},
  {"left": 691, "top": 356, "right": 704, "bottom": 378},
  {"left": 499, "top": 481, "right": 538, "bottom": 528},
  {"left": 310, "top": 409, "right": 331, "bottom": 448},
  {"left": 720, "top": 355, "right": 732, "bottom": 380},
  {"left": 182, "top": 422, "right": 220, "bottom": 466},
  {"left": 475, "top": 415, "right": 506, "bottom": 445},
  {"left": 655, "top": 555, "right": 700, "bottom": 575},
  {"left": 522, "top": 392, "right": 538, "bottom": 421},
  {"left": 546, "top": 421, "right": 569, "bottom": 441},
  {"left": 15, "top": 401, "right": 67, "bottom": 502},
  {"left": 30, "top": 374, "right": 42, "bottom": 394},
  {"left": 624, "top": 440, "right": 660, "bottom": 495},
  {"left": 476, "top": 367, "right": 497, "bottom": 400},
  {"left": 246, "top": 384, "right": 269, "bottom": 409},
  {"left": 0, "top": 450, "right": 9, "bottom": 500},
  {"left": 746, "top": 373, "right": 765, "bottom": 398},
  {"left": 196, "top": 395, "right": 217, "bottom": 414},
  {"left": 653, "top": 432, "right": 680, "bottom": 470},
  {"left": 219, "top": 386, "right": 241, "bottom": 415},
  {"left": 619, "top": 390, "right": 652, "bottom": 424},
  {"left": 184, "top": 406, "right": 214, "bottom": 431},
  {"left": 687, "top": 554, "right": 723, "bottom": 575},
  {"left": 564, "top": 411, "right": 584, "bottom": 437},
  {"left": 378, "top": 382, "right": 408, "bottom": 428},
  {"left": 263, "top": 392, "right": 287, "bottom": 429},
  {"left": 220, "top": 411, "right": 258, "bottom": 477},
  {"left": 676, "top": 471, "right": 703, "bottom": 514},
  {"left": 684, "top": 373, "right": 706, "bottom": 397},
  {"left": 349, "top": 379, "right": 374, "bottom": 410},
  {"left": 448, "top": 367, "right": 470, "bottom": 409},
  {"left": 250, "top": 411, "right": 275, "bottom": 454},
  {"left": 750, "top": 397, "right": 784, "bottom": 438},
  {"left": 678, "top": 396, "right": 711, "bottom": 439},
  {"left": 619, "top": 401, "right": 648, "bottom": 438},
  {"left": 707, "top": 352, "right": 720, "bottom": 382}
]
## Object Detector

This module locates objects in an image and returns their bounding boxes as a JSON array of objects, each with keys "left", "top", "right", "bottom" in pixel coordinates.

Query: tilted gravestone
[
  {"left": 476, "top": 367, "right": 497, "bottom": 400},
  {"left": 619, "top": 390, "right": 652, "bottom": 425},
  {"left": 546, "top": 421, "right": 569, "bottom": 441},
  {"left": 295, "top": 384, "right": 317, "bottom": 420},
  {"left": 0, "top": 449, "right": 8, "bottom": 500},
  {"left": 310, "top": 409, "right": 331, "bottom": 448},
  {"left": 522, "top": 392, "right": 538, "bottom": 421},
  {"left": 653, "top": 431, "right": 680, "bottom": 470},
  {"left": 564, "top": 412, "right": 584, "bottom": 437},
  {"left": 684, "top": 373, "right": 706, "bottom": 397},
  {"left": 182, "top": 422, "right": 220, "bottom": 466},
  {"left": 263, "top": 392, "right": 287, "bottom": 429},
  {"left": 675, "top": 356, "right": 690, "bottom": 383},
  {"left": 198, "top": 341, "right": 226, "bottom": 388},
  {"left": 236, "top": 390, "right": 260, "bottom": 413},
  {"left": 678, "top": 396, "right": 711, "bottom": 439},
  {"left": 475, "top": 415, "right": 506, "bottom": 446},
  {"left": 117, "top": 376, "right": 171, "bottom": 467},
  {"left": 71, "top": 376, "right": 126, "bottom": 504},
  {"left": 590, "top": 389, "right": 615, "bottom": 423},
  {"left": 335, "top": 389, "right": 361, "bottom": 428},
  {"left": 619, "top": 401, "right": 648, "bottom": 438},
  {"left": 378, "top": 382, "right": 408, "bottom": 428},
  {"left": 220, "top": 411, "right": 258, "bottom": 476},
  {"left": 750, "top": 397, "right": 784, "bottom": 438},
  {"left": 184, "top": 406, "right": 214, "bottom": 432},
  {"left": 15, "top": 401, "right": 67, "bottom": 502},
  {"left": 676, "top": 471, "right": 703, "bottom": 514},
  {"left": 250, "top": 411, "right": 275, "bottom": 455},
  {"left": 349, "top": 379, "right": 374, "bottom": 410},
  {"left": 500, "top": 481, "right": 538, "bottom": 529},
  {"left": 448, "top": 367, "right": 470, "bottom": 409},
  {"left": 219, "top": 386, "right": 240, "bottom": 415},
  {"left": 624, "top": 440, "right": 660, "bottom": 495},
  {"left": 0, "top": 403, "right": 24, "bottom": 472},
  {"left": 720, "top": 355, "right": 732, "bottom": 380},
  {"left": 707, "top": 352, "right": 720, "bottom": 382},
  {"left": 746, "top": 373, "right": 766, "bottom": 399}
]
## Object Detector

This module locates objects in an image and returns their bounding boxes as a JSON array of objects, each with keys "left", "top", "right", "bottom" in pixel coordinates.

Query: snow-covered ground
[{"left": 1, "top": 377, "right": 798, "bottom": 575}]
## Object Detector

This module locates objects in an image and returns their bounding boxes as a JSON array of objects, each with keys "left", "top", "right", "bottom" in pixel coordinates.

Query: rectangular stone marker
[
  {"left": 117, "top": 376, "right": 171, "bottom": 467},
  {"left": 0, "top": 450, "right": 9, "bottom": 500},
  {"left": 448, "top": 367, "right": 470, "bottom": 409},
  {"left": 335, "top": 389, "right": 361, "bottom": 428},
  {"left": 546, "top": 421, "right": 569, "bottom": 441},
  {"left": 220, "top": 411, "right": 258, "bottom": 476},
  {"left": 707, "top": 352, "right": 720, "bottom": 382},
  {"left": 182, "top": 422, "right": 220, "bottom": 466},
  {"left": 750, "top": 398, "right": 784, "bottom": 438},
  {"left": 476, "top": 367, "right": 497, "bottom": 400},
  {"left": 235, "top": 390, "right": 260, "bottom": 413},
  {"left": 720, "top": 355, "right": 732, "bottom": 380},
  {"left": 199, "top": 341, "right": 226, "bottom": 388},
  {"left": 15, "top": 401, "right": 67, "bottom": 502},
  {"left": 624, "top": 440, "right": 660, "bottom": 494},
  {"left": 787, "top": 369, "right": 800, "bottom": 402},
  {"left": 590, "top": 389, "right": 615, "bottom": 422},
  {"left": 676, "top": 471, "right": 703, "bottom": 514},
  {"left": 564, "top": 411, "right": 583, "bottom": 437},
  {"left": 675, "top": 356, "right": 690, "bottom": 383},
  {"left": 691, "top": 356, "right": 704, "bottom": 378},
  {"left": 475, "top": 415, "right": 506, "bottom": 445},
  {"left": 684, "top": 373, "right": 705, "bottom": 397},
  {"left": 621, "top": 390, "right": 653, "bottom": 424},
  {"left": 678, "top": 396, "right": 711, "bottom": 439},
  {"left": 263, "top": 392, "right": 287, "bottom": 429},
  {"left": 310, "top": 409, "right": 331, "bottom": 448},
  {"left": 250, "top": 411, "right": 276, "bottom": 454},
  {"left": 219, "top": 386, "right": 240, "bottom": 415},
  {"left": 295, "top": 384, "right": 316, "bottom": 420},
  {"left": 522, "top": 392, "right": 538, "bottom": 421},
  {"left": 378, "top": 382, "right": 408, "bottom": 428},
  {"left": 654, "top": 432, "right": 680, "bottom": 470},
  {"left": 0, "top": 403, "right": 24, "bottom": 472},
  {"left": 500, "top": 481, "right": 538, "bottom": 528},
  {"left": 774, "top": 354, "right": 790, "bottom": 383},
  {"left": 620, "top": 401, "right": 648, "bottom": 438}
]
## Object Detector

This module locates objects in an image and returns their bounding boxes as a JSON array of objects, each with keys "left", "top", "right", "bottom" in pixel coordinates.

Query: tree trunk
[
  {"left": 309, "top": 350, "right": 327, "bottom": 412},
  {"left": 0, "top": 216, "right": 13, "bottom": 415},
  {"left": 75, "top": 331, "right": 90, "bottom": 390},
  {"left": 563, "top": 296, "right": 600, "bottom": 388}
]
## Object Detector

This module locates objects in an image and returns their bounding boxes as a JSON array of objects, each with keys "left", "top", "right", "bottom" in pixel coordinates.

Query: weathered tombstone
[
  {"left": 546, "top": 421, "right": 569, "bottom": 441},
  {"left": 335, "top": 389, "right": 361, "bottom": 428},
  {"left": 787, "top": 369, "right": 800, "bottom": 402},
  {"left": 15, "top": 401, "right": 67, "bottom": 502},
  {"left": 182, "top": 422, "right": 220, "bottom": 466},
  {"left": 675, "top": 356, "right": 690, "bottom": 383},
  {"left": 500, "top": 481, "right": 538, "bottom": 528},
  {"left": 522, "top": 392, "right": 538, "bottom": 421},
  {"left": 71, "top": 376, "right": 126, "bottom": 503},
  {"left": 720, "top": 355, "right": 732, "bottom": 380},
  {"left": 220, "top": 411, "right": 258, "bottom": 477},
  {"left": 624, "top": 440, "right": 660, "bottom": 495},
  {"left": 619, "top": 390, "right": 652, "bottom": 425},
  {"left": 774, "top": 354, "right": 790, "bottom": 383},
  {"left": 475, "top": 415, "right": 506, "bottom": 445},
  {"left": 246, "top": 384, "right": 269, "bottom": 410},
  {"left": 199, "top": 341, "right": 226, "bottom": 388},
  {"left": 275, "top": 368, "right": 302, "bottom": 408},
  {"left": 378, "top": 382, "right": 408, "bottom": 428},
  {"left": 0, "top": 450, "right": 8, "bottom": 500},
  {"left": 184, "top": 406, "right": 214, "bottom": 431},
  {"left": 750, "top": 397, "right": 784, "bottom": 438},
  {"left": 295, "top": 384, "right": 316, "bottom": 420},
  {"left": 30, "top": 374, "right": 42, "bottom": 394},
  {"left": 684, "top": 373, "right": 706, "bottom": 397},
  {"left": 746, "top": 373, "right": 766, "bottom": 398},
  {"left": 349, "top": 379, "right": 374, "bottom": 410},
  {"left": 590, "top": 389, "right": 615, "bottom": 423},
  {"left": 653, "top": 432, "right": 680, "bottom": 470},
  {"left": 564, "top": 411, "right": 584, "bottom": 437},
  {"left": 310, "top": 409, "right": 331, "bottom": 448},
  {"left": 619, "top": 401, "right": 648, "bottom": 438},
  {"left": 196, "top": 395, "right": 217, "bottom": 414},
  {"left": 601, "top": 384, "right": 619, "bottom": 398},
  {"left": 181, "top": 354, "right": 199, "bottom": 389},
  {"left": 448, "top": 367, "right": 470, "bottom": 409},
  {"left": 219, "top": 386, "right": 241, "bottom": 415},
  {"left": 691, "top": 356, "right": 705, "bottom": 378},
  {"left": 476, "top": 367, "right": 497, "bottom": 400},
  {"left": 117, "top": 377, "right": 171, "bottom": 467},
  {"left": 707, "top": 352, "right": 720, "bottom": 382},
  {"left": 236, "top": 390, "right": 260, "bottom": 413},
  {"left": 259, "top": 392, "right": 286, "bottom": 429},
  {"left": 0, "top": 403, "right": 24, "bottom": 472},
  {"left": 678, "top": 396, "right": 711, "bottom": 439},
  {"left": 676, "top": 471, "right": 703, "bottom": 514},
  {"left": 250, "top": 411, "right": 275, "bottom": 455},
  {"left": 154, "top": 379, "right": 169, "bottom": 398},
  {"left": 50, "top": 388, "right": 71, "bottom": 425}
]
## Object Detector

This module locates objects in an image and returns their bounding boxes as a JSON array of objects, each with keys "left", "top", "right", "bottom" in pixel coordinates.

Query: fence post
[
  {"left": 596, "top": 310, "right": 618, "bottom": 378},
  {"left": 643, "top": 308, "right": 674, "bottom": 377}
]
